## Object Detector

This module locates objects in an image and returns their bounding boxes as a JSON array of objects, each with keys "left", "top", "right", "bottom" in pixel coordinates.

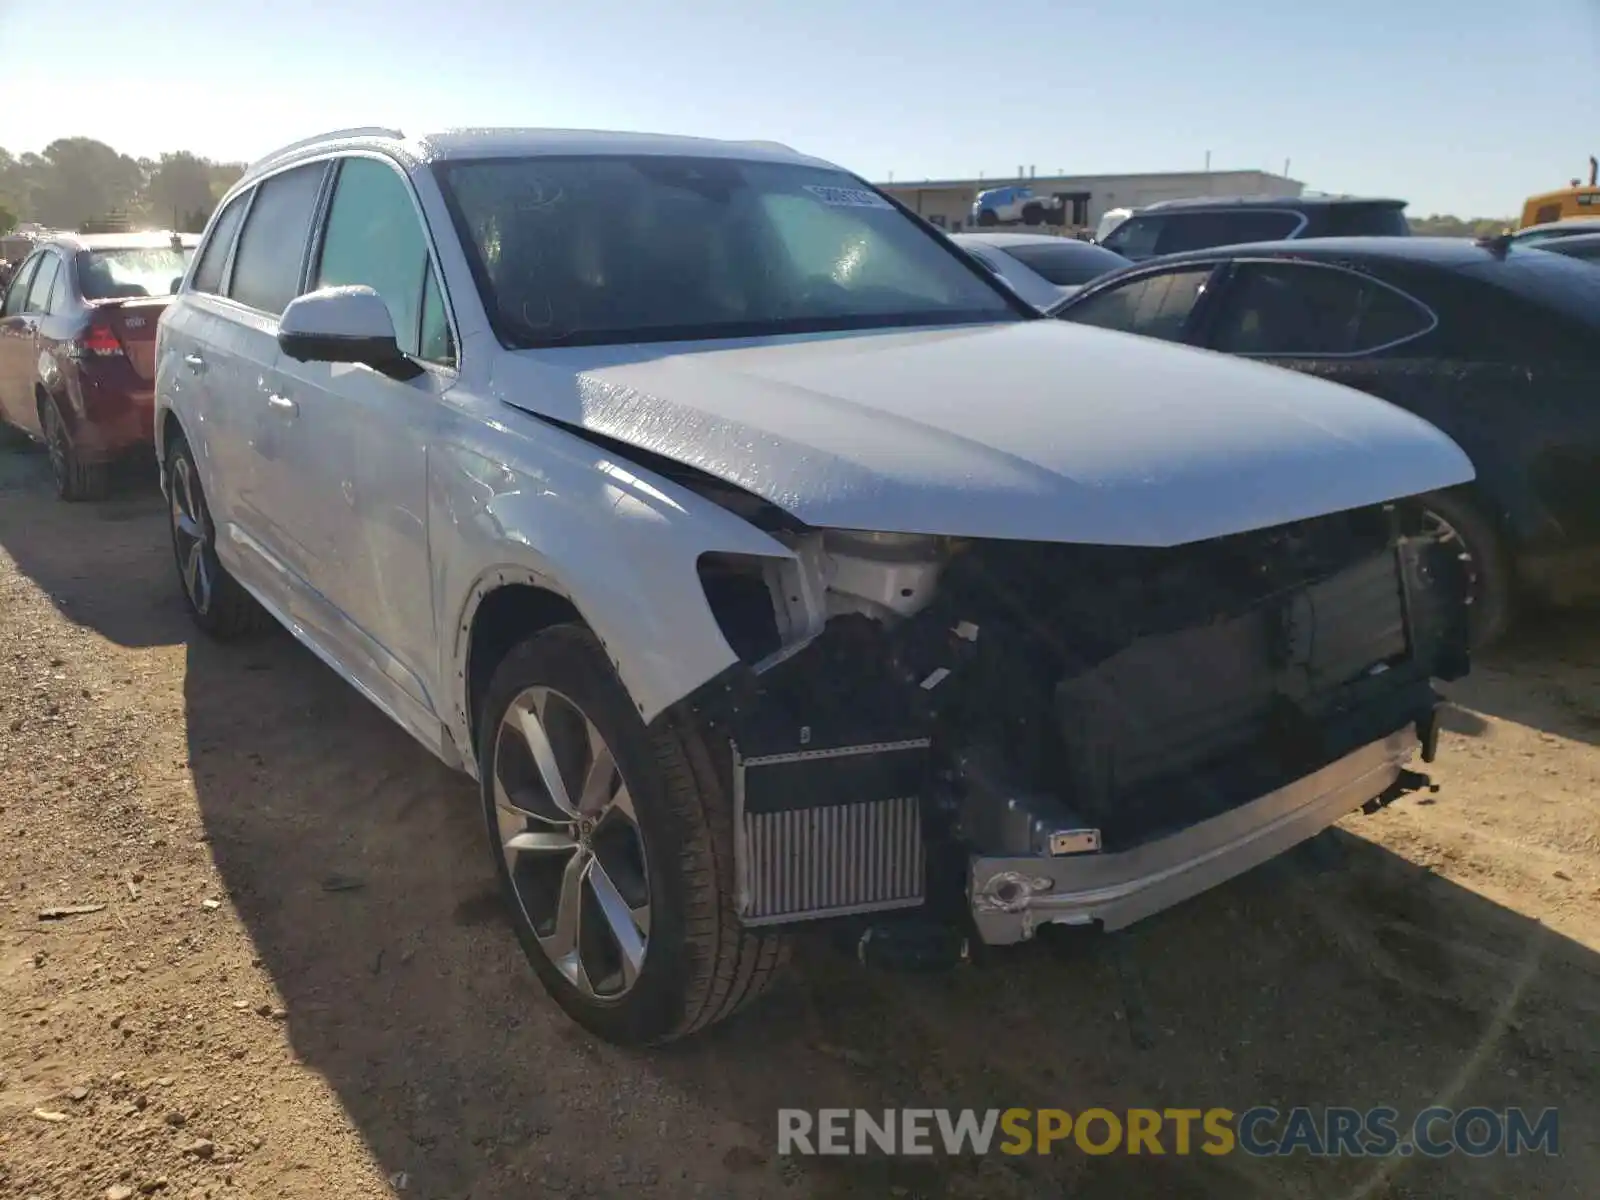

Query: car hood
[{"left": 490, "top": 320, "right": 1474, "bottom": 547}]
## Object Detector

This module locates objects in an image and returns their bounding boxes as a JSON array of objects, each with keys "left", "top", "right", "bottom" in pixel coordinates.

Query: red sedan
[{"left": 0, "top": 231, "right": 196, "bottom": 500}]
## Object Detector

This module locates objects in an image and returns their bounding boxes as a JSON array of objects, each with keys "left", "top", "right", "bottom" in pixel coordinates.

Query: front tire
[
  {"left": 40, "top": 396, "right": 109, "bottom": 502},
  {"left": 976, "top": 208, "right": 999, "bottom": 227},
  {"left": 1420, "top": 490, "right": 1512, "bottom": 651},
  {"left": 478, "top": 625, "right": 787, "bottom": 1045},
  {"left": 165, "top": 435, "right": 269, "bottom": 640}
]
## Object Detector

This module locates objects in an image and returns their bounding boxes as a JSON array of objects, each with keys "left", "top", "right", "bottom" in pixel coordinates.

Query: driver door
[{"left": 268, "top": 154, "right": 458, "bottom": 738}]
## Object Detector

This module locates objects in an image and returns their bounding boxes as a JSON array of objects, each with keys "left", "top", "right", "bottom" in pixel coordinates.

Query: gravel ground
[{"left": 1, "top": 442, "right": 1596, "bottom": 1200}]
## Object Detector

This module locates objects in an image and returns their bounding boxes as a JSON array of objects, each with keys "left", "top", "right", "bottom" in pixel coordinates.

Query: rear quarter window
[
  {"left": 1209, "top": 262, "right": 1434, "bottom": 356},
  {"left": 192, "top": 191, "right": 251, "bottom": 296}
]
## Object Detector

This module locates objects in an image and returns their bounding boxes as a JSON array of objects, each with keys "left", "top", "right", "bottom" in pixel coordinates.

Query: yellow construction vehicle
[{"left": 1520, "top": 156, "right": 1599, "bottom": 228}]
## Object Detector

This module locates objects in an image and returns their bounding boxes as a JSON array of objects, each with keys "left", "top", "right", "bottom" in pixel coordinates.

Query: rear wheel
[
  {"left": 166, "top": 435, "right": 269, "bottom": 640},
  {"left": 1419, "top": 490, "right": 1512, "bottom": 652},
  {"left": 479, "top": 625, "right": 787, "bottom": 1045},
  {"left": 40, "top": 396, "right": 109, "bottom": 502}
]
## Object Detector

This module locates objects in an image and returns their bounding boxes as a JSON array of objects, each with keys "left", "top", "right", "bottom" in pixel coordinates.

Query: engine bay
[{"left": 690, "top": 502, "right": 1470, "bottom": 930}]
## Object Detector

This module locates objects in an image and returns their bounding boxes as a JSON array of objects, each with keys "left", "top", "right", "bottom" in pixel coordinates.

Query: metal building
[{"left": 875, "top": 169, "right": 1303, "bottom": 233}]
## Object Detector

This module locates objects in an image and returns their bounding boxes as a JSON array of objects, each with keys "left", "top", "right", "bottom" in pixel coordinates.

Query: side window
[
  {"left": 228, "top": 162, "right": 326, "bottom": 315},
  {"left": 1060, "top": 267, "right": 1214, "bottom": 343},
  {"left": 1210, "top": 263, "right": 1434, "bottom": 356},
  {"left": 192, "top": 190, "right": 251, "bottom": 296},
  {"left": 2, "top": 255, "right": 40, "bottom": 316},
  {"left": 314, "top": 156, "right": 451, "bottom": 362},
  {"left": 25, "top": 254, "right": 61, "bottom": 314},
  {"left": 1155, "top": 210, "right": 1301, "bottom": 255}
]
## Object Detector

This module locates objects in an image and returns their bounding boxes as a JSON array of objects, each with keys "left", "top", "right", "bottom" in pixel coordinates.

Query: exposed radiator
[{"left": 732, "top": 740, "right": 929, "bottom": 926}]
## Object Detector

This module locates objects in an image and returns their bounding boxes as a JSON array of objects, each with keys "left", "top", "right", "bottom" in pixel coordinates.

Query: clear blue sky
[{"left": 2, "top": 0, "right": 1595, "bottom": 217}]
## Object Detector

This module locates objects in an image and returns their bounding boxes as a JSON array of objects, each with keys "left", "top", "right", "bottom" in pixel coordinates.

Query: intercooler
[{"left": 732, "top": 739, "right": 930, "bottom": 925}]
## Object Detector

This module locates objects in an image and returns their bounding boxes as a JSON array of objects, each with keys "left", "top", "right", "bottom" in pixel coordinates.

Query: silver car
[
  {"left": 950, "top": 231, "right": 1131, "bottom": 309},
  {"left": 155, "top": 126, "right": 1475, "bottom": 1045}
]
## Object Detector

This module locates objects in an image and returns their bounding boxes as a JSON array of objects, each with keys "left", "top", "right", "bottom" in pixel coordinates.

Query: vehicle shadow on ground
[
  {"left": 1442, "top": 611, "right": 1600, "bottom": 747},
  {"left": 176, "top": 629, "right": 1599, "bottom": 1200},
  {"left": 0, "top": 442, "right": 178, "bottom": 648},
  {"left": 1, "top": 479, "right": 1595, "bottom": 1199}
]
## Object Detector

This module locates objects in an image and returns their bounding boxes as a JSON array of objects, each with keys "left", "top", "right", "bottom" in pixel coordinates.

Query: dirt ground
[{"left": 1, "top": 443, "right": 1596, "bottom": 1200}]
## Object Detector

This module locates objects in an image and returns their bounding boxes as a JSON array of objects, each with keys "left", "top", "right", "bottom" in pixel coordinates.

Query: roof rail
[
  {"left": 734, "top": 139, "right": 798, "bottom": 154},
  {"left": 246, "top": 126, "right": 405, "bottom": 176}
]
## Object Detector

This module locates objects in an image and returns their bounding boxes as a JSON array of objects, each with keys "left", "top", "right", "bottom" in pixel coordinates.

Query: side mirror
[{"left": 277, "top": 285, "right": 422, "bottom": 381}]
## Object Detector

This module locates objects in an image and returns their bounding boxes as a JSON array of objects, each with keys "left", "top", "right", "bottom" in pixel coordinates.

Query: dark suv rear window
[
  {"left": 1101, "top": 209, "right": 1303, "bottom": 260},
  {"left": 1320, "top": 204, "right": 1411, "bottom": 237}
]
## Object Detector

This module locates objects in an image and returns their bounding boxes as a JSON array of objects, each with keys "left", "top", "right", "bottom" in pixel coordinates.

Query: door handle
[
  {"left": 266, "top": 393, "right": 298, "bottom": 417},
  {"left": 183, "top": 353, "right": 206, "bottom": 374}
]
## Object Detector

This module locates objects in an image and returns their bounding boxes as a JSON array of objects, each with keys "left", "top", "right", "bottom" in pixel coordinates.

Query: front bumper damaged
[{"left": 970, "top": 725, "right": 1422, "bottom": 944}]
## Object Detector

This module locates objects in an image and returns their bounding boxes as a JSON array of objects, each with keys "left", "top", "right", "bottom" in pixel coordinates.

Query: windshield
[
  {"left": 1001, "top": 241, "right": 1131, "bottom": 286},
  {"left": 76, "top": 247, "right": 188, "bottom": 300},
  {"left": 434, "top": 155, "right": 1020, "bottom": 347}
]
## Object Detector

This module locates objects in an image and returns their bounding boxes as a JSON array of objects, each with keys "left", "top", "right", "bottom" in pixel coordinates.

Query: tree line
[
  {"left": 0, "top": 138, "right": 246, "bottom": 236},
  {"left": 1408, "top": 215, "right": 1513, "bottom": 237},
  {"left": 0, "top": 136, "right": 1515, "bottom": 241}
]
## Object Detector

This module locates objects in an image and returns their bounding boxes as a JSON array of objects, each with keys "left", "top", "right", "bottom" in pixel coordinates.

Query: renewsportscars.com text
[{"left": 777, "top": 1106, "right": 1559, "bottom": 1158}]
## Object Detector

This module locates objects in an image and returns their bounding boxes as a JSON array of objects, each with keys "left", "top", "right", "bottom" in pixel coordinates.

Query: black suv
[{"left": 1100, "top": 194, "right": 1410, "bottom": 262}]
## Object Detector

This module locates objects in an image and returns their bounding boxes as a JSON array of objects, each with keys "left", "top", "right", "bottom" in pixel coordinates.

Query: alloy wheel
[
  {"left": 170, "top": 456, "right": 213, "bottom": 615},
  {"left": 492, "top": 686, "right": 652, "bottom": 999}
]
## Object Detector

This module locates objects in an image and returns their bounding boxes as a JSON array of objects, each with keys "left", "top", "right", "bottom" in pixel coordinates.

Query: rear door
[
  {"left": 0, "top": 253, "right": 42, "bottom": 429},
  {"left": 203, "top": 161, "right": 330, "bottom": 604},
  {"left": 160, "top": 189, "right": 252, "bottom": 499},
  {"left": 5, "top": 252, "right": 65, "bottom": 436}
]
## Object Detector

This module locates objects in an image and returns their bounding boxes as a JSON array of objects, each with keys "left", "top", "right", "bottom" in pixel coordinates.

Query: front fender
[{"left": 433, "top": 426, "right": 793, "bottom": 754}]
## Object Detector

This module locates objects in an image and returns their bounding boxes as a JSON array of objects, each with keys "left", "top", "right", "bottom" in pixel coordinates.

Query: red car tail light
[{"left": 82, "top": 322, "right": 126, "bottom": 357}]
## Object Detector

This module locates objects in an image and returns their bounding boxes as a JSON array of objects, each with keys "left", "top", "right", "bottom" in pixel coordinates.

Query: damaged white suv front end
[{"left": 156, "top": 128, "right": 1474, "bottom": 1046}]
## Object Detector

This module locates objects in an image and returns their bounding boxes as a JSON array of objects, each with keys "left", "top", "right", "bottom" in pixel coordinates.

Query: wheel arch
[
  {"left": 456, "top": 571, "right": 586, "bottom": 753},
  {"left": 155, "top": 405, "right": 190, "bottom": 498},
  {"left": 35, "top": 381, "right": 66, "bottom": 436}
]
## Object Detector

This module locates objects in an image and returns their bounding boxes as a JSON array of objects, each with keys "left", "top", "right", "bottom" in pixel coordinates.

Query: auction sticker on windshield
[{"left": 805, "top": 184, "right": 894, "bottom": 209}]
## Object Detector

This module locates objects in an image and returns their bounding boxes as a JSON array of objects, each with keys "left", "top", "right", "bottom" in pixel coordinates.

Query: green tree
[
  {"left": 147, "top": 151, "right": 218, "bottom": 230},
  {"left": 1409, "top": 214, "right": 1512, "bottom": 238},
  {"left": 0, "top": 139, "right": 247, "bottom": 232},
  {"left": 31, "top": 137, "right": 143, "bottom": 229}
]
